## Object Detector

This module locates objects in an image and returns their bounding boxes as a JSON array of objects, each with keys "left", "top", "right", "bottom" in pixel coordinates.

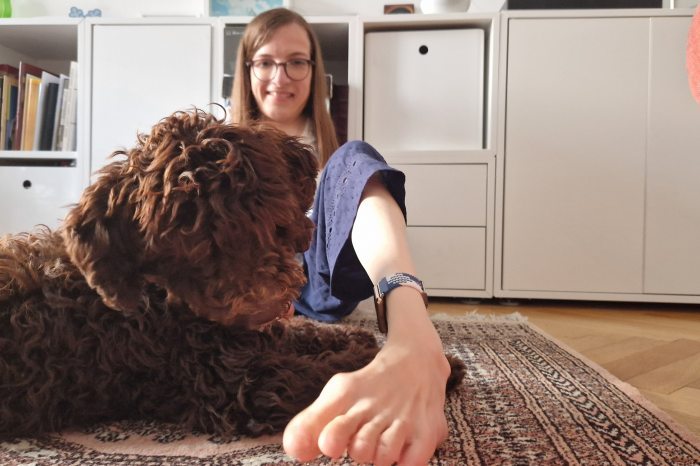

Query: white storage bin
[
  {"left": 364, "top": 28, "right": 485, "bottom": 152},
  {"left": 0, "top": 166, "right": 83, "bottom": 235}
]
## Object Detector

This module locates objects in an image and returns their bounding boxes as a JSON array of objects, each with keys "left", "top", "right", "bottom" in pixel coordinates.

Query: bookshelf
[{"left": 0, "top": 18, "right": 84, "bottom": 235}]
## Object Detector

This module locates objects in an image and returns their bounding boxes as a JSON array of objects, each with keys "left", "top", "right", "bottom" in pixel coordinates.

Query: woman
[{"left": 230, "top": 8, "right": 451, "bottom": 466}]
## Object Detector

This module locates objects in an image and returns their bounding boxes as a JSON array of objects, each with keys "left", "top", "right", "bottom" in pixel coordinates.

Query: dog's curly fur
[{"left": 0, "top": 109, "right": 465, "bottom": 440}]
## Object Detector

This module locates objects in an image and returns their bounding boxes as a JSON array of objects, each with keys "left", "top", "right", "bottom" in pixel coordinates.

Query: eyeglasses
[{"left": 247, "top": 58, "right": 315, "bottom": 82}]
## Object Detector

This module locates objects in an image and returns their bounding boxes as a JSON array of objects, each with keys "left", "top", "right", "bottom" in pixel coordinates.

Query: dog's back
[
  {"left": 0, "top": 228, "right": 144, "bottom": 436},
  {"left": 0, "top": 228, "right": 69, "bottom": 301}
]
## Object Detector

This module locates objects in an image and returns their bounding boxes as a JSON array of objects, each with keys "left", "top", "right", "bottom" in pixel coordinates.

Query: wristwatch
[{"left": 373, "top": 272, "right": 429, "bottom": 334}]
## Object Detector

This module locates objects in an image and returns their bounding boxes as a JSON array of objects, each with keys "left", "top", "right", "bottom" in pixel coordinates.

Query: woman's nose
[{"left": 272, "top": 64, "right": 291, "bottom": 84}]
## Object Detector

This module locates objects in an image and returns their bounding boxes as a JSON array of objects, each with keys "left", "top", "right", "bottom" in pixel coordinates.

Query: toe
[
  {"left": 318, "top": 411, "right": 365, "bottom": 458},
  {"left": 346, "top": 419, "right": 388, "bottom": 464},
  {"left": 282, "top": 373, "right": 356, "bottom": 461},
  {"left": 374, "top": 420, "right": 408, "bottom": 466},
  {"left": 282, "top": 413, "right": 322, "bottom": 462}
]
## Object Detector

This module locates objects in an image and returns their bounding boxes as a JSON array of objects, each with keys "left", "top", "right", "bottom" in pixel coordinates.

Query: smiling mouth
[{"left": 267, "top": 90, "right": 294, "bottom": 98}]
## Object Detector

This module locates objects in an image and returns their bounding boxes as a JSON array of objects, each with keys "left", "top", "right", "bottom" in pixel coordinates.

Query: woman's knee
[{"left": 329, "top": 140, "right": 384, "bottom": 168}]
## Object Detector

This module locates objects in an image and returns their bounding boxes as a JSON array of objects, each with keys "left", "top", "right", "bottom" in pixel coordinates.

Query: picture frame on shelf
[{"left": 206, "top": 0, "right": 291, "bottom": 17}]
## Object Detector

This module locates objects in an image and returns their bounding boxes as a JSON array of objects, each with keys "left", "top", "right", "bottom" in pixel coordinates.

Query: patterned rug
[{"left": 1, "top": 312, "right": 699, "bottom": 465}]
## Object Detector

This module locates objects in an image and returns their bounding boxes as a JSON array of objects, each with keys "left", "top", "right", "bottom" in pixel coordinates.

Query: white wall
[{"left": 11, "top": 0, "right": 505, "bottom": 18}]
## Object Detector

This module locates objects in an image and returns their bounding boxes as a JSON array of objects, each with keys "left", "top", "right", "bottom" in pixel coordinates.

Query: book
[
  {"left": 20, "top": 74, "right": 41, "bottom": 151},
  {"left": 32, "top": 71, "right": 59, "bottom": 150},
  {"left": 0, "top": 64, "right": 18, "bottom": 150},
  {"left": 60, "top": 61, "right": 78, "bottom": 152},
  {"left": 0, "top": 64, "right": 19, "bottom": 77},
  {"left": 11, "top": 62, "right": 52, "bottom": 150},
  {"left": 4, "top": 83, "right": 18, "bottom": 150},
  {"left": 39, "top": 82, "right": 59, "bottom": 151},
  {"left": 51, "top": 74, "right": 69, "bottom": 151}
]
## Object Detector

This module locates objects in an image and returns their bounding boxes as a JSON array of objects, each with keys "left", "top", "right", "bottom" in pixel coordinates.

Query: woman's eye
[
  {"left": 289, "top": 59, "right": 306, "bottom": 66},
  {"left": 256, "top": 59, "right": 274, "bottom": 69}
]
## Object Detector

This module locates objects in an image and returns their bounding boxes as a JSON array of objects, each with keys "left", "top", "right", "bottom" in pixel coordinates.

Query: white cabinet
[
  {"left": 645, "top": 16, "right": 700, "bottom": 295},
  {"left": 88, "top": 21, "right": 212, "bottom": 174},
  {"left": 498, "top": 11, "right": 700, "bottom": 303},
  {"left": 501, "top": 17, "right": 648, "bottom": 294}
]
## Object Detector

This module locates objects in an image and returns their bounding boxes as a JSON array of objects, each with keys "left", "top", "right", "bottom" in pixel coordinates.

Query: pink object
[{"left": 689, "top": 5, "right": 700, "bottom": 103}]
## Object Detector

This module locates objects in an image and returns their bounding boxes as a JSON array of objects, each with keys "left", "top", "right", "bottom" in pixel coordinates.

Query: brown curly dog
[{"left": 0, "top": 109, "right": 464, "bottom": 440}]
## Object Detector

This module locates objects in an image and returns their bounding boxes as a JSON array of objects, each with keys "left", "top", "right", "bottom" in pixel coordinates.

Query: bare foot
[{"left": 282, "top": 324, "right": 450, "bottom": 465}]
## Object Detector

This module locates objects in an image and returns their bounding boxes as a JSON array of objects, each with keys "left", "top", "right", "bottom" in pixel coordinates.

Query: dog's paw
[
  {"left": 445, "top": 354, "right": 466, "bottom": 393},
  {"left": 343, "top": 326, "right": 378, "bottom": 349}
]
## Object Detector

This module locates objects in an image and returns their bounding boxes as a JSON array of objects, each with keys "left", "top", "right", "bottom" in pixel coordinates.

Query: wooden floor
[{"left": 429, "top": 298, "right": 700, "bottom": 437}]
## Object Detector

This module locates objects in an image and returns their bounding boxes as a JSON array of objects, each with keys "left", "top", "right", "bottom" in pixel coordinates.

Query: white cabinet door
[
  {"left": 502, "top": 18, "right": 648, "bottom": 293},
  {"left": 90, "top": 24, "right": 212, "bottom": 175},
  {"left": 645, "top": 17, "right": 700, "bottom": 295}
]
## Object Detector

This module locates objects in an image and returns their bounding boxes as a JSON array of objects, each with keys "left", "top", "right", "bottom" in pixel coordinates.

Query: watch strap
[{"left": 373, "top": 273, "right": 428, "bottom": 333}]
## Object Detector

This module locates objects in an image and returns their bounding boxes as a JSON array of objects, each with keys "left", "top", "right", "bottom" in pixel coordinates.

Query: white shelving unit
[
  {"left": 361, "top": 13, "right": 500, "bottom": 298},
  {"left": 3, "top": 9, "right": 700, "bottom": 307},
  {"left": 0, "top": 18, "right": 85, "bottom": 235}
]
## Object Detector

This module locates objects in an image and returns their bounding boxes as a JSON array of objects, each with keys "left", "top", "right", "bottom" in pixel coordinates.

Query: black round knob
[
  {"left": 22, "top": 180, "right": 31, "bottom": 189},
  {"left": 419, "top": 45, "right": 429, "bottom": 55}
]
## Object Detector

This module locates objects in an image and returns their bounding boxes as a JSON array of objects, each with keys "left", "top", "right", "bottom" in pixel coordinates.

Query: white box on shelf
[
  {"left": 0, "top": 165, "right": 83, "bottom": 234},
  {"left": 364, "top": 28, "right": 485, "bottom": 153}
]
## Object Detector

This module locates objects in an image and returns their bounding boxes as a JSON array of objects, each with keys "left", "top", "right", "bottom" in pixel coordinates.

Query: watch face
[{"left": 374, "top": 296, "right": 388, "bottom": 334}]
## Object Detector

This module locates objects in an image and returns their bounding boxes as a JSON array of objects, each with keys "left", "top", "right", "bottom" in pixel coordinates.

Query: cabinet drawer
[
  {"left": 0, "top": 166, "right": 83, "bottom": 234},
  {"left": 407, "top": 226, "right": 486, "bottom": 291},
  {"left": 396, "top": 164, "right": 487, "bottom": 226}
]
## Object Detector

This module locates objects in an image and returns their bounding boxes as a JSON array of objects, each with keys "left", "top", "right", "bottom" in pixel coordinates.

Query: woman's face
[{"left": 250, "top": 23, "right": 312, "bottom": 131}]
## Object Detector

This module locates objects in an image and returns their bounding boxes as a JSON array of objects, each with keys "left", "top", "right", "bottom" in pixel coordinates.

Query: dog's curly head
[{"left": 62, "top": 109, "right": 318, "bottom": 327}]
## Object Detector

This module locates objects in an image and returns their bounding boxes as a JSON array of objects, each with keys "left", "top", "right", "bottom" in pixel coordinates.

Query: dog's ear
[{"left": 61, "top": 160, "right": 146, "bottom": 312}]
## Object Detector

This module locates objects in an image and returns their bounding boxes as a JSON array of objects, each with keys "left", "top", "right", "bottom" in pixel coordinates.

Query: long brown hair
[{"left": 230, "top": 8, "right": 338, "bottom": 167}]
